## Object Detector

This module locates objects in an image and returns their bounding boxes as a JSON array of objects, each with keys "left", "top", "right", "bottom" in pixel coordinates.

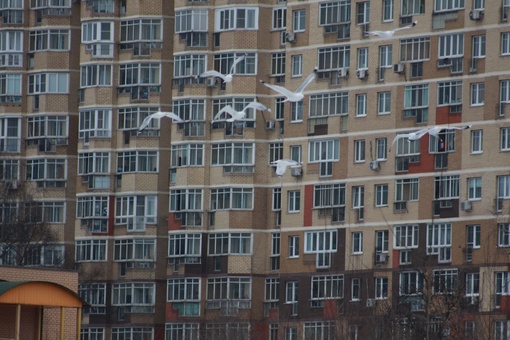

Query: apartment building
[{"left": 0, "top": 0, "right": 509, "bottom": 339}]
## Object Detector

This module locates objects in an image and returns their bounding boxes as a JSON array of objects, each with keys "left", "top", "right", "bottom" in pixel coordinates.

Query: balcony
[{"left": 174, "top": 212, "right": 202, "bottom": 227}]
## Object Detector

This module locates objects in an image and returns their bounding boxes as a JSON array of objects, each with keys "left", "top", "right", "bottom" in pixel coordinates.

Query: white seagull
[
  {"left": 363, "top": 21, "right": 417, "bottom": 38},
  {"left": 272, "top": 159, "right": 301, "bottom": 176},
  {"left": 198, "top": 54, "right": 246, "bottom": 83},
  {"left": 213, "top": 101, "right": 271, "bottom": 122},
  {"left": 390, "top": 125, "right": 471, "bottom": 151},
  {"left": 138, "top": 111, "right": 184, "bottom": 132},
  {"left": 260, "top": 67, "right": 318, "bottom": 102}
]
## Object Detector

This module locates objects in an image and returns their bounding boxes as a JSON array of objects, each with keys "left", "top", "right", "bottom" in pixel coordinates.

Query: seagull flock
[{"left": 139, "top": 20, "right": 471, "bottom": 176}]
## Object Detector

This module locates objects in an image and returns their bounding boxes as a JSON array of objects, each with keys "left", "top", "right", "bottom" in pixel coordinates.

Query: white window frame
[
  {"left": 375, "top": 277, "right": 388, "bottom": 300},
  {"left": 394, "top": 224, "right": 419, "bottom": 249},
  {"left": 214, "top": 8, "right": 259, "bottom": 31},
  {"left": 470, "top": 82, "right": 484, "bottom": 106},
  {"left": 352, "top": 232, "right": 363, "bottom": 254},
  {"left": 467, "top": 177, "right": 482, "bottom": 200},
  {"left": 470, "top": 129, "right": 483, "bottom": 154}
]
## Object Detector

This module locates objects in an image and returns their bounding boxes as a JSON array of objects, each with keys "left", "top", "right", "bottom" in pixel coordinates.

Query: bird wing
[
  {"left": 365, "top": 30, "right": 385, "bottom": 37},
  {"left": 139, "top": 111, "right": 183, "bottom": 131},
  {"left": 229, "top": 54, "right": 246, "bottom": 75},
  {"left": 260, "top": 81, "right": 296, "bottom": 99},
  {"left": 213, "top": 105, "right": 237, "bottom": 121},
  {"left": 393, "top": 20, "right": 417, "bottom": 32},
  {"left": 162, "top": 112, "right": 184, "bottom": 123},
  {"left": 139, "top": 114, "right": 154, "bottom": 131},
  {"left": 296, "top": 68, "right": 318, "bottom": 94},
  {"left": 199, "top": 70, "right": 227, "bottom": 82},
  {"left": 448, "top": 125, "right": 472, "bottom": 131},
  {"left": 244, "top": 101, "right": 270, "bottom": 112},
  {"left": 390, "top": 134, "right": 409, "bottom": 151},
  {"left": 411, "top": 126, "right": 437, "bottom": 140}
]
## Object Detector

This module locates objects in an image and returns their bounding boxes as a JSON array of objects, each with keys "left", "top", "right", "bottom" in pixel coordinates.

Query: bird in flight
[
  {"left": 272, "top": 159, "right": 301, "bottom": 176},
  {"left": 390, "top": 125, "right": 471, "bottom": 151},
  {"left": 260, "top": 67, "right": 318, "bottom": 102},
  {"left": 363, "top": 21, "right": 417, "bottom": 38},
  {"left": 139, "top": 111, "right": 184, "bottom": 132},
  {"left": 213, "top": 101, "right": 271, "bottom": 122},
  {"left": 198, "top": 54, "right": 247, "bottom": 83}
]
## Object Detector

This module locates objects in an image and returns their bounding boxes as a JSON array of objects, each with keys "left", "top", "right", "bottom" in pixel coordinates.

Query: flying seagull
[
  {"left": 363, "top": 21, "right": 417, "bottom": 38},
  {"left": 272, "top": 159, "right": 301, "bottom": 176},
  {"left": 198, "top": 54, "right": 246, "bottom": 83},
  {"left": 390, "top": 125, "right": 471, "bottom": 151},
  {"left": 213, "top": 101, "right": 271, "bottom": 122},
  {"left": 139, "top": 111, "right": 184, "bottom": 132},
  {"left": 260, "top": 67, "right": 318, "bottom": 102}
]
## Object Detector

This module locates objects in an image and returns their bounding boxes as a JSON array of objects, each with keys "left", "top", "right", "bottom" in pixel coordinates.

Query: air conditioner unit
[
  {"left": 338, "top": 68, "right": 348, "bottom": 77},
  {"left": 207, "top": 77, "right": 217, "bottom": 87},
  {"left": 8, "top": 181, "right": 19, "bottom": 190},
  {"left": 376, "top": 253, "right": 388, "bottom": 263},
  {"left": 369, "top": 161, "right": 379, "bottom": 170},
  {"left": 470, "top": 10, "right": 483, "bottom": 20},
  {"left": 356, "top": 69, "right": 367, "bottom": 79},
  {"left": 290, "top": 165, "right": 302, "bottom": 177},
  {"left": 460, "top": 200, "right": 472, "bottom": 212},
  {"left": 285, "top": 32, "right": 296, "bottom": 43},
  {"left": 266, "top": 120, "right": 276, "bottom": 130},
  {"left": 394, "top": 63, "right": 405, "bottom": 73},
  {"left": 366, "top": 299, "right": 375, "bottom": 307}
]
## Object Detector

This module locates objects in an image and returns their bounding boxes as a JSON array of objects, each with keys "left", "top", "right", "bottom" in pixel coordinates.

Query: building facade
[{"left": 1, "top": 0, "right": 510, "bottom": 339}]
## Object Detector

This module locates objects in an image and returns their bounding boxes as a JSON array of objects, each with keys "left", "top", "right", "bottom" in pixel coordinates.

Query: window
[
  {"left": 120, "top": 18, "right": 161, "bottom": 43},
  {"left": 437, "top": 81, "right": 462, "bottom": 106},
  {"left": 81, "top": 21, "right": 113, "bottom": 44},
  {"left": 286, "top": 281, "right": 298, "bottom": 303},
  {"left": 395, "top": 178, "right": 419, "bottom": 202},
  {"left": 29, "top": 29, "right": 69, "bottom": 52},
  {"left": 356, "top": 94, "right": 367, "bottom": 117},
  {"left": 470, "top": 83, "right": 484, "bottom": 106},
  {"left": 401, "top": 0, "right": 425, "bottom": 15},
  {"left": 265, "top": 278, "right": 279, "bottom": 302},
  {"left": 434, "top": 175, "right": 460, "bottom": 200},
  {"left": 465, "top": 272, "right": 479, "bottom": 304},
  {"left": 114, "top": 238, "right": 155, "bottom": 262},
  {"left": 272, "top": 188, "right": 281, "bottom": 212},
  {"left": 293, "top": 10, "right": 305, "bottom": 32},
  {"left": 26, "top": 158, "right": 66, "bottom": 184},
  {"left": 308, "top": 140, "right": 339, "bottom": 163},
  {"left": 394, "top": 224, "right": 419, "bottom": 249},
  {"left": 167, "top": 278, "right": 200, "bottom": 314},
  {"left": 352, "top": 186, "right": 364, "bottom": 209},
  {"left": 28, "top": 73, "right": 68, "bottom": 94},
  {"left": 79, "top": 283, "right": 106, "bottom": 314},
  {"left": 173, "top": 54, "right": 206, "bottom": 78},
  {"left": 213, "top": 53, "right": 256, "bottom": 76},
  {"left": 269, "top": 324, "right": 278, "bottom": 340},
  {"left": 497, "top": 175, "right": 510, "bottom": 200},
  {"left": 79, "top": 109, "right": 111, "bottom": 139},
  {"left": 271, "top": 233, "right": 280, "bottom": 271},
  {"left": 375, "top": 277, "right": 388, "bottom": 299},
  {"left": 211, "top": 142, "right": 254, "bottom": 167},
  {"left": 207, "top": 277, "right": 252, "bottom": 302},
  {"left": 356, "top": 1, "right": 370, "bottom": 24},
  {"left": 470, "top": 130, "right": 483, "bottom": 154},
  {"left": 0, "top": 159, "right": 19, "bottom": 180},
  {"left": 501, "top": 127, "right": 510, "bottom": 151},
  {"left": 271, "top": 53, "right": 286, "bottom": 76},
  {"left": 118, "top": 107, "right": 158, "bottom": 132},
  {"left": 352, "top": 232, "right": 363, "bottom": 254},
  {"left": 210, "top": 188, "right": 253, "bottom": 210},
  {"left": 375, "top": 184, "right": 388, "bottom": 207},
  {"left": 311, "top": 275, "right": 344, "bottom": 305},
  {"left": 288, "top": 190, "right": 300, "bottom": 213},
  {"left": 27, "top": 115, "right": 68, "bottom": 142},
  {"left": 379, "top": 45, "right": 393, "bottom": 68},
  {"left": 467, "top": 177, "right": 482, "bottom": 200},
  {"left": 290, "top": 101, "right": 303, "bottom": 122},
  {"left": 375, "top": 230, "right": 389, "bottom": 254},
  {"left": 495, "top": 271, "right": 510, "bottom": 308},
  {"left": 502, "top": 32, "right": 510, "bottom": 55},
  {"left": 472, "top": 35, "right": 486, "bottom": 58},
  {"left": 498, "top": 223, "right": 510, "bottom": 247},
  {"left": 494, "top": 320, "right": 510, "bottom": 340},
  {"left": 438, "top": 34, "right": 464, "bottom": 64},
  {"left": 171, "top": 144, "right": 204, "bottom": 167},
  {"left": 473, "top": 0, "right": 484, "bottom": 10},
  {"left": 501, "top": 80, "right": 510, "bottom": 105},
  {"left": 112, "top": 282, "right": 155, "bottom": 310},
  {"left": 357, "top": 47, "right": 368, "bottom": 69},
  {"left": 170, "top": 189, "right": 202, "bottom": 213},
  {"left": 81, "top": 328, "right": 105, "bottom": 340},
  {"left": 427, "top": 223, "right": 452, "bottom": 262},
  {"left": 376, "top": 138, "right": 387, "bottom": 160},
  {"left": 291, "top": 55, "right": 302, "bottom": 77},
  {"left": 434, "top": 0, "right": 465, "bottom": 12},
  {"left": 400, "top": 37, "right": 430, "bottom": 62},
  {"left": 304, "top": 230, "right": 337, "bottom": 253},
  {"left": 269, "top": 142, "right": 283, "bottom": 164},
  {"left": 117, "top": 151, "right": 158, "bottom": 173},
  {"left": 272, "top": 8, "right": 286, "bottom": 29},
  {"left": 208, "top": 233, "right": 252, "bottom": 255},
  {"left": 166, "top": 324, "right": 199, "bottom": 340},
  {"left": 351, "top": 278, "right": 361, "bottom": 301},
  {"left": 318, "top": 46, "right": 350, "bottom": 71},
  {"left": 288, "top": 236, "right": 299, "bottom": 258},
  {"left": 354, "top": 140, "right": 365, "bottom": 162},
  {"left": 378, "top": 92, "right": 391, "bottom": 114},
  {"left": 433, "top": 269, "right": 458, "bottom": 294},
  {"left": 80, "top": 64, "right": 112, "bottom": 87},
  {"left": 285, "top": 327, "right": 297, "bottom": 340},
  {"left": 119, "top": 62, "right": 160, "bottom": 86},
  {"left": 112, "top": 328, "right": 153, "bottom": 340},
  {"left": 319, "top": 1, "right": 351, "bottom": 26},
  {"left": 290, "top": 145, "right": 302, "bottom": 163},
  {"left": 399, "top": 271, "right": 423, "bottom": 295},
  {"left": 114, "top": 195, "right": 156, "bottom": 230},
  {"left": 383, "top": 0, "right": 394, "bottom": 21},
  {"left": 304, "top": 322, "right": 335, "bottom": 340},
  {"left": 175, "top": 9, "right": 208, "bottom": 33},
  {"left": 0, "top": 74, "right": 22, "bottom": 98},
  {"left": 313, "top": 183, "right": 345, "bottom": 209},
  {"left": 466, "top": 225, "right": 481, "bottom": 249},
  {"left": 168, "top": 233, "right": 201, "bottom": 260},
  {"left": 309, "top": 92, "right": 349, "bottom": 117},
  {"left": 75, "top": 239, "right": 107, "bottom": 262},
  {"left": 215, "top": 8, "right": 258, "bottom": 31}
]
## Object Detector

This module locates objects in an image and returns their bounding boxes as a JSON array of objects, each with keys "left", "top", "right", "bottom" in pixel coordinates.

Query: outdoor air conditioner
[
  {"left": 338, "top": 68, "right": 348, "bottom": 78},
  {"left": 207, "top": 77, "right": 217, "bottom": 87},
  {"left": 369, "top": 161, "right": 379, "bottom": 171},
  {"left": 376, "top": 253, "right": 388, "bottom": 263},
  {"left": 356, "top": 69, "right": 367, "bottom": 79},
  {"left": 266, "top": 120, "right": 276, "bottom": 130},
  {"left": 461, "top": 200, "right": 472, "bottom": 212},
  {"left": 285, "top": 32, "right": 296, "bottom": 43},
  {"left": 394, "top": 63, "right": 405, "bottom": 73},
  {"left": 470, "top": 10, "right": 483, "bottom": 20},
  {"left": 290, "top": 165, "right": 302, "bottom": 177},
  {"left": 366, "top": 299, "right": 375, "bottom": 307}
]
